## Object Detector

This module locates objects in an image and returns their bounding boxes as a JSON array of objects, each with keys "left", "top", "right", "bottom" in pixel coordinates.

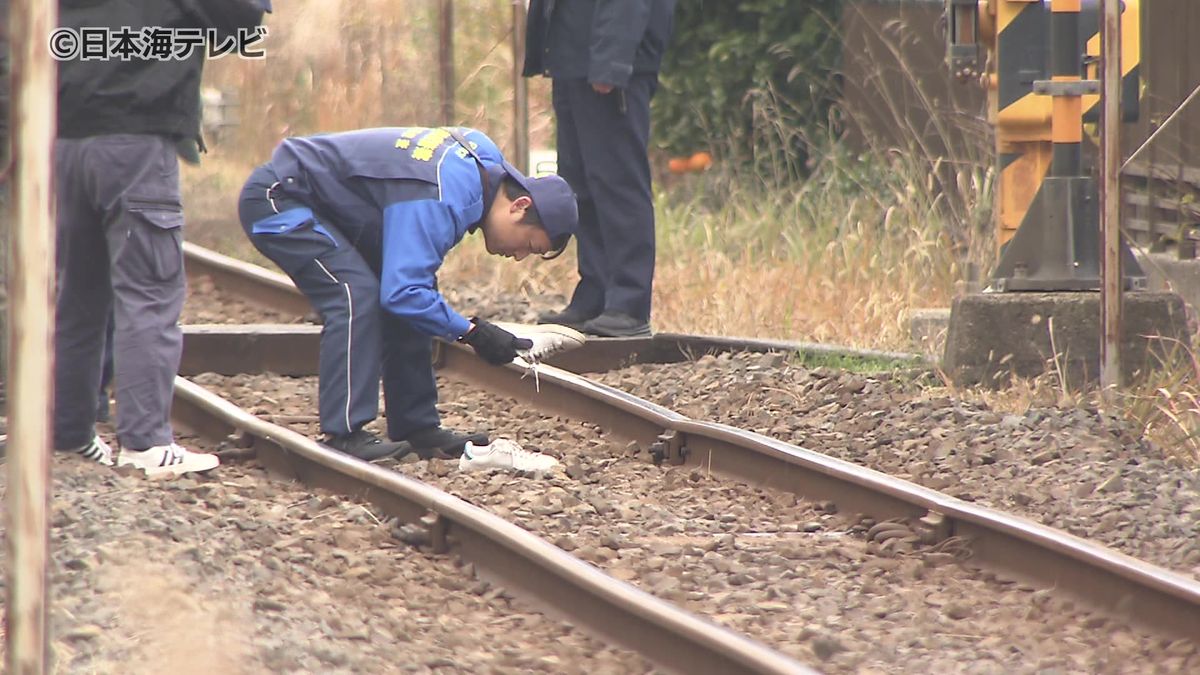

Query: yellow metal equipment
[{"left": 946, "top": 0, "right": 1144, "bottom": 291}]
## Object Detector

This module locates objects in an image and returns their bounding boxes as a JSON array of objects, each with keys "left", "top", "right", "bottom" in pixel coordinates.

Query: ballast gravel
[
  {"left": 0, "top": 436, "right": 652, "bottom": 674},
  {"left": 192, "top": 371, "right": 1200, "bottom": 674},
  {"left": 178, "top": 264, "right": 1200, "bottom": 671},
  {"left": 182, "top": 274, "right": 309, "bottom": 325},
  {"left": 183, "top": 277, "right": 1200, "bottom": 579},
  {"left": 588, "top": 352, "right": 1200, "bottom": 580}
]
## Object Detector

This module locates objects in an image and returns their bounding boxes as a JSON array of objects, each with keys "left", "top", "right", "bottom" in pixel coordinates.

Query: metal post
[
  {"left": 5, "top": 0, "right": 57, "bottom": 672},
  {"left": 1099, "top": 0, "right": 1122, "bottom": 392},
  {"left": 511, "top": 0, "right": 529, "bottom": 175},
  {"left": 0, "top": 12, "right": 10, "bottom": 402},
  {"left": 438, "top": 0, "right": 455, "bottom": 126},
  {"left": 1049, "top": 0, "right": 1083, "bottom": 178}
]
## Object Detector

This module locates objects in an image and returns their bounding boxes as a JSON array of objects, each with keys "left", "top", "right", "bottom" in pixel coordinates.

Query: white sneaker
[
  {"left": 117, "top": 443, "right": 219, "bottom": 477},
  {"left": 493, "top": 322, "right": 587, "bottom": 364},
  {"left": 70, "top": 435, "right": 114, "bottom": 467},
  {"left": 458, "top": 439, "right": 560, "bottom": 476}
]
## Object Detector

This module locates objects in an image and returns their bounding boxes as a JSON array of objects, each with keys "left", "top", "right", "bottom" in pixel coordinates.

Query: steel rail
[
  {"left": 179, "top": 245, "right": 1200, "bottom": 641},
  {"left": 171, "top": 377, "right": 814, "bottom": 675}
]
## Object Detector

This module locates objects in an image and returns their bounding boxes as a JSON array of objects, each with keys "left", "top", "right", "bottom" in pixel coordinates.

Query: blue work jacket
[{"left": 266, "top": 127, "right": 504, "bottom": 342}]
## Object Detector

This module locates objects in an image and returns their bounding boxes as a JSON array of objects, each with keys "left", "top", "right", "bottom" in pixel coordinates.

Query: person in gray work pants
[
  {"left": 50, "top": 0, "right": 267, "bottom": 476},
  {"left": 53, "top": 136, "right": 218, "bottom": 476}
]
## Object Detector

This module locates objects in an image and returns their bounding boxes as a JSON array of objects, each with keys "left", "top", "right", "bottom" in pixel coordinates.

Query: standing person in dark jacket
[
  {"left": 524, "top": 0, "right": 676, "bottom": 337},
  {"left": 53, "top": 0, "right": 268, "bottom": 476},
  {"left": 238, "top": 126, "right": 575, "bottom": 471}
]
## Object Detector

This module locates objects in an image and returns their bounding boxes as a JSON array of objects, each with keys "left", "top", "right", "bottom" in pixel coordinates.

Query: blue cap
[{"left": 500, "top": 160, "right": 578, "bottom": 255}]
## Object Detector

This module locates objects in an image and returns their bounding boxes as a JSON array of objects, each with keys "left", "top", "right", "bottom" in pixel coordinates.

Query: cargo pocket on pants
[{"left": 124, "top": 200, "right": 184, "bottom": 284}]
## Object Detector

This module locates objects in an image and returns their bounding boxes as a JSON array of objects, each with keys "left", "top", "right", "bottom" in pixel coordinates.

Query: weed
[
  {"left": 1107, "top": 337, "right": 1200, "bottom": 464},
  {"left": 788, "top": 350, "right": 922, "bottom": 374}
]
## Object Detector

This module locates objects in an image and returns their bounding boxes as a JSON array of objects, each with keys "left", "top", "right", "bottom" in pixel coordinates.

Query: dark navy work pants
[
  {"left": 552, "top": 74, "right": 658, "bottom": 322},
  {"left": 237, "top": 164, "right": 440, "bottom": 439}
]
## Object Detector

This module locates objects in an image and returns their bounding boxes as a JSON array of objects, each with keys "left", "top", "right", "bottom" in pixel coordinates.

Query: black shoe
[
  {"left": 537, "top": 306, "right": 598, "bottom": 330},
  {"left": 322, "top": 429, "right": 410, "bottom": 461},
  {"left": 403, "top": 427, "right": 490, "bottom": 460},
  {"left": 581, "top": 311, "right": 652, "bottom": 337}
]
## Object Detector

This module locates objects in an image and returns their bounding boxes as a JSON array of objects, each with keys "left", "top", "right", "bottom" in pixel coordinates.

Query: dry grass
[
  {"left": 201, "top": 0, "right": 553, "bottom": 166},
  {"left": 1108, "top": 340, "right": 1200, "bottom": 464}
]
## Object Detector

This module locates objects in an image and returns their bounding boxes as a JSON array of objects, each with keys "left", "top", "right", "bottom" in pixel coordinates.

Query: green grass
[{"left": 787, "top": 349, "right": 926, "bottom": 374}]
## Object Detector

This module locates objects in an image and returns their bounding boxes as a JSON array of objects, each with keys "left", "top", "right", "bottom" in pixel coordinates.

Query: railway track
[
  {"left": 180, "top": 244, "right": 814, "bottom": 673},
  {"left": 189, "top": 369, "right": 1192, "bottom": 671},
  {"left": 172, "top": 377, "right": 808, "bottom": 674},
  {"left": 169, "top": 241, "right": 1200, "bottom": 667},
  {"left": 178, "top": 243, "right": 1200, "bottom": 670}
]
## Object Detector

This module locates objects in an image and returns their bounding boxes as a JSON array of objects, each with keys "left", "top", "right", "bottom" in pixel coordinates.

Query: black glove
[{"left": 460, "top": 318, "right": 534, "bottom": 366}]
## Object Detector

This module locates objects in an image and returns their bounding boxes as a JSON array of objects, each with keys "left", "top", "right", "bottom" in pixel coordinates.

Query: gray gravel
[
  {"left": 195, "top": 371, "right": 1200, "bottom": 674},
  {"left": 588, "top": 352, "right": 1200, "bottom": 580},
  {"left": 0, "top": 431, "right": 653, "bottom": 674},
  {"left": 182, "top": 273, "right": 309, "bottom": 325}
]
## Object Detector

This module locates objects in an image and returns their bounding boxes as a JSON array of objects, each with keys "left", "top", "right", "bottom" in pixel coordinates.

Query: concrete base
[
  {"left": 908, "top": 308, "right": 952, "bottom": 359},
  {"left": 942, "top": 292, "right": 1189, "bottom": 388}
]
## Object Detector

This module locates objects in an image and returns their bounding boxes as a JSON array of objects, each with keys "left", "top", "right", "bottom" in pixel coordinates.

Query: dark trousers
[
  {"left": 54, "top": 134, "right": 186, "bottom": 450},
  {"left": 237, "top": 165, "right": 440, "bottom": 439},
  {"left": 552, "top": 74, "right": 658, "bottom": 321}
]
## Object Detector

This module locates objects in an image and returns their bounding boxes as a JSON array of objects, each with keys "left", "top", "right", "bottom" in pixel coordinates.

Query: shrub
[{"left": 652, "top": 0, "right": 842, "bottom": 179}]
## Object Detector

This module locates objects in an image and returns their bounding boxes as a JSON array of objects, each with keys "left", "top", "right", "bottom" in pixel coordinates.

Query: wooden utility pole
[
  {"left": 511, "top": 0, "right": 529, "bottom": 174},
  {"left": 5, "top": 0, "right": 57, "bottom": 672},
  {"left": 1099, "top": 0, "right": 1122, "bottom": 393},
  {"left": 438, "top": 0, "right": 455, "bottom": 126}
]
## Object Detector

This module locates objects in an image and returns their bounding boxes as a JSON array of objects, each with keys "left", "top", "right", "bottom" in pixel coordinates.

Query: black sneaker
[
  {"left": 536, "top": 306, "right": 598, "bottom": 330},
  {"left": 581, "top": 310, "right": 651, "bottom": 338},
  {"left": 322, "top": 430, "right": 410, "bottom": 461},
  {"left": 403, "top": 427, "right": 490, "bottom": 460}
]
